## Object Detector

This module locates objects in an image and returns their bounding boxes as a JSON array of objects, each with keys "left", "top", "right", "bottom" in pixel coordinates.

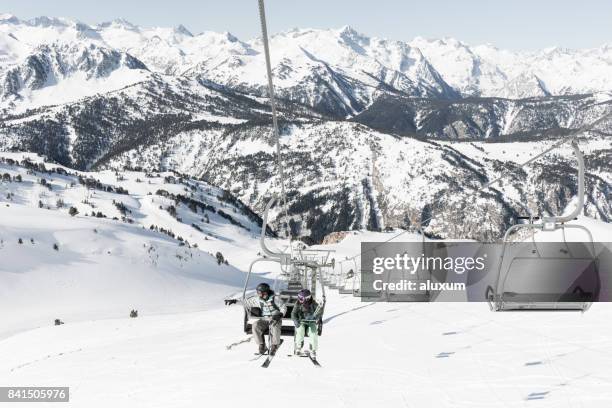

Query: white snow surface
[
  {"left": 1, "top": 154, "right": 612, "bottom": 407},
  {"left": 1, "top": 226, "right": 612, "bottom": 407},
  {"left": 0, "top": 152, "right": 283, "bottom": 337}
]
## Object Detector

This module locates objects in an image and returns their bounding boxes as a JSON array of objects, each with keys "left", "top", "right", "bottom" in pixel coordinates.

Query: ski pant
[
  {"left": 295, "top": 322, "right": 318, "bottom": 352},
  {"left": 253, "top": 318, "right": 281, "bottom": 346}
]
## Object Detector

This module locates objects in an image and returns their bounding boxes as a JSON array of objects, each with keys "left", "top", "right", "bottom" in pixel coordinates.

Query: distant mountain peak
[
  {"left": 2, "top": 14, "right": 612, "bottom": 103},
  {"left": 338, "top": 25, "right": 360, "bottom": 36},
  {"left": 27, "top": 16, "right": 74, "bottom": 28},
  {"left": 174, "top": 24, "right": 193, "bottom": 37},
  {"left": 97, "top": 18, "right": 139, "bottom": 31},
  {"left": 223, "top": 32, "right": 238, "bottom": 42},
  {"left": 0, "top": 13, "right": 19, "bottom": 24}
]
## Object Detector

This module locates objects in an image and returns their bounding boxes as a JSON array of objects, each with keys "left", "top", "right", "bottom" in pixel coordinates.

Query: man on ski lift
[
  {"left": 251, "top": 282, "right": 286, "bottom": 355},
  {"left": 292, "top": 289, "right": 322, "bottom": 358}
]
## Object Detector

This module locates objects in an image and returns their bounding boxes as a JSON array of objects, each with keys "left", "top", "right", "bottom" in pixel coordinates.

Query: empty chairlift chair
[
  {"left": 487, "top": 140, "right": 600, "bottom": 311},
  {"left": 384, "top": 227, "right": 431, "bottom": 302}
]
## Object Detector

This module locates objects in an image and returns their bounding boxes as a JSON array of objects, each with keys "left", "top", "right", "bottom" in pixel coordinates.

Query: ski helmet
[
  {"left": 297, "top": 289, "right": 312, "bottom": 303},
  {"left": 256, "top": 282, "right": 271, "bottom": 294}
]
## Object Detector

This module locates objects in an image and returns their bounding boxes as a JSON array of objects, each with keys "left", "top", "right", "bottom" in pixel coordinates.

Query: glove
[
  {"left": 293, "top": 320, "right": 300, "bottom": 328},
  {"left": 271, "top": 312, "right": 282, "bottom": 322}
]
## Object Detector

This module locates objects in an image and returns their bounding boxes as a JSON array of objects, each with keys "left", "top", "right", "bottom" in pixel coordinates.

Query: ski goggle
[{"left": 297, "top": 296, "right": 311, "bottom": 303}]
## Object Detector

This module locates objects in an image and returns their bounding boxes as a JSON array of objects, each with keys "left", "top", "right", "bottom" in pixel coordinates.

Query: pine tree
[{"left": 216, "top": 252, "right": 225, "bottom": 265}]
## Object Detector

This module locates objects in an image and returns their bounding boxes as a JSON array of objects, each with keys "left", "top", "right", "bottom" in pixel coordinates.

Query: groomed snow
[
  {"left": 1, "top": 153, "right": 612, "bottom": 407},
  {"left": 1, "top": 226, "right": 612, "bottom": 407}
]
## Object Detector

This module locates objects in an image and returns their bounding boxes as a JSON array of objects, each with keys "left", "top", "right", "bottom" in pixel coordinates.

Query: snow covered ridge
[
  {"left": 0, "top": 152, "right": 272, "bottom": 265},
  {"left": 1, "top": 15, "right": 612, "bottom": 107}
]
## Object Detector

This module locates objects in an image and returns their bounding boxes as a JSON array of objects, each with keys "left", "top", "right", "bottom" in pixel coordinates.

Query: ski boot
[{"left": 258, "top": 344, "right": 267, "bottom": 355}]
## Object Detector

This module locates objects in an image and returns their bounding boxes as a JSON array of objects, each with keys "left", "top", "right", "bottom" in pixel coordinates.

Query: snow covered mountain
[
  {"left": 0, "top": 14, "right": 611, "bottom": 243},
  {"left": 2, "top": 15, "right": 612, "bottom": 407},
  {"left": 409, "top": 36, "right": 612, "bottom": 98},
  {"left": 2, "top": 15, "right": 612, "bottom": 107},
  {"left": 103, "top": 121, "right": 612, "bottom": 243}
]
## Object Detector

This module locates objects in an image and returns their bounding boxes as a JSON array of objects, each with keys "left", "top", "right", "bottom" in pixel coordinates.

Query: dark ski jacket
[{"left": 291, "top": 299, "right": 322, "bottom": 325}]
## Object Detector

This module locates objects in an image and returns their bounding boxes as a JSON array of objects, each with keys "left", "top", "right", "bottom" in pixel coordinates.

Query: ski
[
  {"left": 261, "top": 339, "right": 283, "bottom": 368},
  {"left": 287, "top": 350, "right": 321, "bottom": 366},
  {"left": 249, "top": 352, "right": 267, "bottom": 361},
  {"left": 308, "top": 355, "right": 321, "bottom": 367}
]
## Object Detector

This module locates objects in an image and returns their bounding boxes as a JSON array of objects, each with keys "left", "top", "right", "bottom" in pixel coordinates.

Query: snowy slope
[
  {"left": 1, "top": 227, "right": 612, "bottom": 407},
  {"left": 0, "top": 152, "right": 289, "bottom": 338},
  {"left": 410, "top": 36, "right": 612, "bottom": 98},
  {"left": 0, "top": 203, "right": 249, "bottom": 338},
  {"left": 106, "top": 119, "right": 612, "bottom": 243}
]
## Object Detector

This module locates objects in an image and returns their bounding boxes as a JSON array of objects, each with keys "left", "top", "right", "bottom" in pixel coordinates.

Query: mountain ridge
[
  {"left": 1, "top": 15, "right": 611, "bottom": 244},
  {"left": 2, "top": 15, "right": 612, "bottom": 102}
]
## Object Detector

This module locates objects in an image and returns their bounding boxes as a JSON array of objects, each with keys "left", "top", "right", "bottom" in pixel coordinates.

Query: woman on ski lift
[
  {"left": 292, "top": 289, "right": 322, "bottom": 358},
  {"left": 251, "top": 282, "right": 286, "bottom": 355}
]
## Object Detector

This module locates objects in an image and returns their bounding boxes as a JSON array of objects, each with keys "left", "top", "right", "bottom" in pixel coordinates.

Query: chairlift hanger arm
[
  {"left": 241, "top": 257, "right": 267, "bottom": 307},
  {"left": 260, "top": 194, "right": 290, "bottom": 263},
  {"left": 485, "top": 139, "right": 585, "bottom": 223}
]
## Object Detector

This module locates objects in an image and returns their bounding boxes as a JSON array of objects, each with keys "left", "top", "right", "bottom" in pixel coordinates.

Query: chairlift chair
[
  {"left": 241, "top": 1, "right": 327, "bottom": 336},
  {"left": 486, "top": 140, "right": 600, "bottom": 311},
  {"left": 242, "top": 195, "right": 327, "bottom": 336},
  {"left": 383, "top": 226, "right": 432, "bottom": 302},
  {"left": 350, "top": 258, "right": 363, "bottom": 297},
  {"left": 338, "top": 262, "right": 355, "bottom": 294}
]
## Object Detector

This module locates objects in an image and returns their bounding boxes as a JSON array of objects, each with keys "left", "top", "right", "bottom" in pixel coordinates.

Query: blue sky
[{"left": 3, "top": 0, "right": 611, "bottom": 50}]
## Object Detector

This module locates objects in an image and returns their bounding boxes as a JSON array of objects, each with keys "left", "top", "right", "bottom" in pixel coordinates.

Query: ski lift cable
[
  {"left": 338, "top": 117, "right": 600, "bottom": 264},
  {"left": 240, "top": 1, "right": 329, "bottom": 341},
  {"left": 482, "top": 136, "right": 571, "bottom": 191},
  {"left": 257, "top": 0, "right": 290, "bottom": 241}
]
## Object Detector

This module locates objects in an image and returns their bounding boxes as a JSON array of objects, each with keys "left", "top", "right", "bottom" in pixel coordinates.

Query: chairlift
[
  {"left": 486, "top": 140, "right": 600, "bottom": 311},
  {"left": 383, "top": 226, "right": 432, "bottom": 302},
  {"left": 298, "top": 249, "right": 335, "bottom": 289},
  {"left": 241, "top": 0, "right": 328, "bottom": 337},
  {"left": 242, "top": 196, "right": 327, "bottom": 336},
  {"left": 350, "top": 258, "right": 363, "bottom": 297},
  {"left": 338, "top": 262, "right": 355, "bottom": 294}
]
